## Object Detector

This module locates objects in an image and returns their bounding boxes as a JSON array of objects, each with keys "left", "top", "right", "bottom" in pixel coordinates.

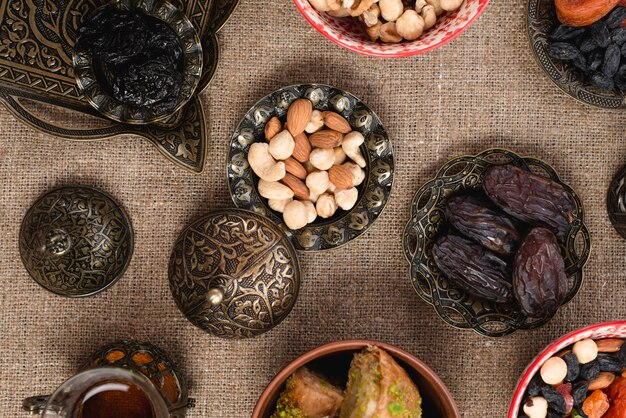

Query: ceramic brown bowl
[{"left": 252, "top": 340, "right": 461, "bottom": 418}]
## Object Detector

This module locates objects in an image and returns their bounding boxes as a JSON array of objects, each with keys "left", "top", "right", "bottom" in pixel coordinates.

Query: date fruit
[
  {"left": 446, "top": 195, "right": 521, "bottom": 256},
  {"left": 513, "top": 227, "right": 568, "bottom": 317},
  {"left": 432, "top": 235, "right": 513, "bottom": 303},
  {"left": 483, "top": 164, "right": 575, "bottom": 235}
]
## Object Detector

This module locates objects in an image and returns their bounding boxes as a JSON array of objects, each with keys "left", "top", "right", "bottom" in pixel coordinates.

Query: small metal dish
[
  {"left": 527, "top": 0, "right": 626, "bottom": 109},
  {"left": 226, "top": 84, "right": 395, "bottom": 251},
  {"left": 402, "top": 149, "right": 591, "bottom": 337},
  {"left": 73, "top": 0, "right": 203, "bottom": 124}
]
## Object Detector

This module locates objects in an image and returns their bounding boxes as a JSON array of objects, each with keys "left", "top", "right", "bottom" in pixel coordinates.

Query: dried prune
[
  {"left": 581, "top": 361, "right": 601, "bottom": 381},
  {"left": 552, "top": 24, "right": 586, "bottom": 40},
  {"left": 573, "top": 381, "right": 589, "bottom": 407},
  {"left": 565, "top": 353, "right": 581, "bottom": 382},
  {"left": 603, "top": 44, "right": 621, "bottom": 76},
  {"left": 445, "top": 195, "right": 520, "bottom": 256},
  {"left": 513, "top": 228, "right": 568, "bottom": 318},
  {"left": 432, "top": 235, "right": 513, "bottom": 303},
  {"left": 606, "top": 7, "right": 626, "bottom": 29},
  {"left": 549, "top": 42, "right": 583, "bottom": 60},
  {"left": 597, "top": 353, "right": 622, "bottom": 372},
  {"left": 591, "top": 21, "right": 611, "bottom": 48},
  {"left": 483, "top": 164, "right": 575, "bottom": 235},
  {"left": 591, "top": 71, "right": 615, "bottom": 89},
  {"left": 542, "top": 385, "right": 567, "bottom": 415}
]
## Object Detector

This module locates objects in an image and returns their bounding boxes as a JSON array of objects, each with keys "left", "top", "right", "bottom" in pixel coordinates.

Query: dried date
[
  {"left": 445, "top": 195, "right": 520, "bottom": 256},
  {"left": 483, "top": 164, "right": 575, "bottom": 235},
  {"left": 513, "top": 227, "right": 568, "bottom": 317},
  {"left": 432, "top": 235, "right": 513, "bottom": 303}
]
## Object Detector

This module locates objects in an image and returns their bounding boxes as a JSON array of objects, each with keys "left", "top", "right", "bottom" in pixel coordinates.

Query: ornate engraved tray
[
  {"left": 402, "top": 149, "right": 591, "bottom": 337},
  {"left": 0, "top": 0, "right": 239, "bottom": 172},
  {"left": 527, "top": 0, "right": 626, "bottom": 109}
]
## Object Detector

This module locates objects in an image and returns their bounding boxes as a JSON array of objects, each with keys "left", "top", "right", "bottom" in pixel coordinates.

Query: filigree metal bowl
[
  {"left": 402, "top": 149, "right": 591, "bottom": 337},
  {"left": 527, "top": 0, "right": 626, "bottom": 109},
  {"left": 227, "top": 84, "right": 395, "bottom": 252},
  {"left": 73, "top": 0, "right": 203, "bottom": 124}
]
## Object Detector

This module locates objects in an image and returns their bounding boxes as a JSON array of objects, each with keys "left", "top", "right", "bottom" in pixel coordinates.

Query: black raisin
[
  {"left": 589, "top": 50, "right": 604, "bottom": 71},
  {"left": 552, "top": 24, "right": 586, "bottom": 41},
  {"left": 621, "top": 42, "right": 626, "bottom": 58},
  {"left": 592, "top": 21, "right": 611, "bottom": 48},
  {"left": 580, "top": 360, "right": 601, "bottom": 380},
  {"left": 580, "top": 37, "right": 599, "bottom": 53},
  {"left": 591, "top": 71, "right": 615, "bottom": 90},
  {"left": 564, "top": 353, "right": 581, "bottom": 382},
  {"left": 612, "top": 27, "right": 626, "bottom": 45},
  {"left": 547, "top": 410, "right": 562, "bottom": 418},
  {"left": 597, "top": 353, "right": 623, "bottom": 372},
  {"left": 542, "top": 385, "right": 567, "bottom": 415},
  {"left": 573, "top": 55, "right": 590, "bottom": 73},
  {"left": 526, "top": 374, "right": 545, "bottom": 396},
  {"left": 619, "top": 339, "right": 626, "bottom": 367},
  {"left": 548, "top": 42, "right": 582, "bottom": 61},
  {"left": 603, "top": 44, "right": 621, "bottom": 77},
  {"left": 615, "top": 65, "right": 626, "bottom": 90},
  {"left": 606, "top": 6, "right": 626, "bottom": 29},
  {"left": 572, "top": 381, "right": 589, "bottom": 407}
]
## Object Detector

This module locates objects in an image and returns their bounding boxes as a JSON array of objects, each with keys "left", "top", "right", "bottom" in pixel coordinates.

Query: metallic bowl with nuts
[
  {"left": 294, "top": 0, "right": 489, "bottom": 57},
  {"left": 227, "top": 84, "right": 395, "bottom": 251}
]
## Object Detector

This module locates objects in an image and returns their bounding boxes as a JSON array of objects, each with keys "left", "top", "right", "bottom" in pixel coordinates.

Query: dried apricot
[
  {"left": 555, "top": 0, "right": 619, "bottom": 27},
  {"left": 609, "top": 377, "right": 626, "bottom": 402},
  {"left": 604, "top": 399, "right": 626, "bottom": 418},
  {"left": 583, "top": 389, "right": 611, "bottom": 418}
]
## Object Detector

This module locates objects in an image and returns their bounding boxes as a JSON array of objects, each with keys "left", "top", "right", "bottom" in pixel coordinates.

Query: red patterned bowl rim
[
  {"left": 292, "top": 0, "right": 490, "bottom": 58},
  {"left": 508, "top": 321, "right": 626, "bottom": 417}
]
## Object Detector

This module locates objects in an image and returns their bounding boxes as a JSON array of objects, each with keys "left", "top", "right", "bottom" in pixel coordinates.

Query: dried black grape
[
  {"left": 606, "top": 6, "right": 626, "bottom": 29},
  {"left": 597, "top": 353, "right": 622, "bottom": 372},
  {"left": 75, "top": 6, "right": 184, "bottom": 114},
  {"left": 603, "top": 44, "right": 621, "bottom": 77},
  {"left": 612, "top": 28, "right": 626, "bottom": 45},
  {"left": 621, "top": 42, "right": 626, "bottom": 58},
  {"left": 589, "top": 50, "right": 604, "bottom": 71},
  {"left": 580, "top": 37, "right": 599, "bottom": 53},
  {"left": 549, "top": 42, "right": 582, "bottom": 61},
  {"left": 591, "top": 71, "right": 615, "bottom": 90},
  {"left": 573, "top": 55, "right": 590, "bottom": 73},
  {"left": 541, "top": 386, "right": 566, "bottom": 415},
  {"left": 591, "top": 21, "right": 611, "bottom": 48},
  {"left": 572, "top": 381, "right": 589, "bottom": 407},
  {"left": 619, "top": 339, "right": 626, "bottom": 366},
  {"left": 615, "top": 65, "right": 626, "bottom": 89},
  {"left": 580, "top": 361, "right": 600, "bottom": 380},
  {"left": 527, "top": 374, "right": 545, "bottom": 396},
  {"left": 564, "top": 353, "right": 580, "bottom": 382},
  {"left": 552, "top": 24, "right": 586, "bottom": 41},
  {"left": 546, "top": 410, "right": 562, "bottom": 418}
]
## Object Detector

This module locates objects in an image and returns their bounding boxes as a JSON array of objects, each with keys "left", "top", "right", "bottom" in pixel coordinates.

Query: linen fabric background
[{"left": 1, "top": 0, "right": 625, "bottom": 416}]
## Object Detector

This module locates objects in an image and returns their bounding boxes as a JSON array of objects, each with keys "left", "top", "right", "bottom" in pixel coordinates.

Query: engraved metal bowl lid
[
  {"left": 168, "top": 209, "right": 301, "bottom": 339},
  {"left": 19, "top": 186, "right": 134, "bottom": 297},
  {"left": 608, "top": 165, "right": 626, "bottom": 240}
]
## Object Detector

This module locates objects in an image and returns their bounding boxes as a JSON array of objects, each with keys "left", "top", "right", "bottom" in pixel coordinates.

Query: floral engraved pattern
[
  {"left": 168, "top": 210, "right": 301, "bottom": 339},
  {"left": 19, "top": 186, "right": 133, "bottom": 297},
  {"left": 402, "top": 149, "right": 591, "bottom": 337},
  {"left": 227, "top": 84, "right": 395, "bottom": 251}
]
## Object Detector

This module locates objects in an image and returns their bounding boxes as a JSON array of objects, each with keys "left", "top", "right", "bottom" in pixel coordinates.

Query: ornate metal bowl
[
  {"left": 73, "top": 0, "right": 203, "bottom": 124},
  {"left": 227, "top": 84, "right": 395, "bottom": 251},
  {"left": 19, "top": 186, "right": 134, "bottom": 297},
  {"left": 528, "top": 0, "right": 626, "bottom": 109},
  {"left": 402, "top": 149, "right": 591, "bottom": 337}
]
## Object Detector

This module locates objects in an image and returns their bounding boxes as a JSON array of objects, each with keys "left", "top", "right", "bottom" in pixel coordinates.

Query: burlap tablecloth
[{"left": 1, "top": 0, "right": 625, "bottom": 416}]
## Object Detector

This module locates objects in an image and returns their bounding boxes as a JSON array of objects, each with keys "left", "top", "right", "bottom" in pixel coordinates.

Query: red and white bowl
[
  {"left": 508, "top": 321, "right": 626, "bottom": 418},
  {"left": 293, "top": 0, "right": 489, "bottom": 58}
]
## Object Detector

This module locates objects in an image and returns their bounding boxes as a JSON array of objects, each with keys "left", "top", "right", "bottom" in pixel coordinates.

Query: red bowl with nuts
[
  {"left": 293, "top": 0, "right": 489, "bottom": 57},
  {"left": 509, "top": 321, "right": 626, "bottom": 418}
]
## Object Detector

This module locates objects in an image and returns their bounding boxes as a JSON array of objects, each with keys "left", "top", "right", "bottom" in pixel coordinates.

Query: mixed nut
[
  {"left": 247, "top": 98, "right": 366, "bottom": 230},
  {"left": 307, "top": 0, "right": 464, "bottom": 43},
  {"left": 520, "top": 338, "right": 626, "bottom": 418},
  {"left": 432, "top": 164, "right": 575, "bottom": 318}
]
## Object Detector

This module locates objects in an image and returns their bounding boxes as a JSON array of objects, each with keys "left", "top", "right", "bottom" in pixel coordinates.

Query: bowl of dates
[
  {"left": 73, "top": 0, "right": 203, "bottom": 124},
  {"left": 509, "top": 321, "right": 626, "bottom": 418},
  {"left": 227, "top": 84, "right": 394, "bottom": 251},
  {"left": 528, "top": 0, "right": 626, "bottom": 109},
  {"left": 251, "top": 340, "right": 461, "bottom": 418},
  {"left": 294, "top": 0, "right": 489, "bottom": 58},
  {"left": 402, "top": 149, "right": 590, "bottom": 337}
]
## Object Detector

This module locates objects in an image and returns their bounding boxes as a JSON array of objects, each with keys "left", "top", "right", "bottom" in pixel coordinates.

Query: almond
[
  {"left": 281, "top": 173, "right": 310, "bottom": 200},
  {"left": 292, "top": 133, "right": 312, "bottom": 163},
  {"left": 284, "top": 157, "right": 307, "bottom": 180},
  {"left": 287, "top": 99, "right": 312, "bottom": 137},
  {"left": 328, "top": 165, "right": 354, "bottom": 190},
  {"left": 596, "top": 339, "right": 625, "bottom": 353},
  {"left": 265, "top": 117, "right": 282, "bottom": 141},
  {"left": 588, "top": 372, "right": 616, "bottom": 391},
  {"left": 323, "top": 111, "right": 351, "bottom": 134},
  {"left": 309, "top": 129, "right": 343, "bottom": 148}
]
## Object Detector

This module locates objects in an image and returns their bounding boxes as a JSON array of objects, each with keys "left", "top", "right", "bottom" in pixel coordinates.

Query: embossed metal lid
[
  {"left": 608, "top": 165, "right": 626, "bottom": 240},
  {"left": 168, "top": 209, "right": 301, "bottom": 339},
  {"left": 19, "top": 186, "right": 134, "bottom": 297}
]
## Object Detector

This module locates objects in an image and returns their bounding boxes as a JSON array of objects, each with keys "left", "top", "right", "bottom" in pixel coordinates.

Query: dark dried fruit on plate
[
  {"left": 592, "top": 71, "right": 616, "bottom": 89},
  {"left": 597, "top": 353, "right": 623, "bottom": 372},
  {"left": 445, "top": 195, "right": 520, "bottom": 256},
  {"left": 483, "top": 164, "right": 575, "bottom": 235},
  {"left": 606, "top": 6, "right": 626, "bottom": 28},
  {"left": 581, "top": 360, "right": 601, "bottom": 380},
  {"left": 542, "top": 385, "right": 567, "bottom": 415},
  {"left": 564, "top": 352, "right": 581, "bottom": 382},
  {"left": 552, "top": 24, "right": 587, "bottom": 40},
  {"left": 513, "top": 227, "right": 568, "bottom": 317},
  {"left": 549, "top": 42, "right": 583, "bottom": 60},
  {"left": 432, "top": 235, "right": 513, "bottom": 303},
  {"left": 603, "top": 43, "right": 621, "bottom": 76},
  {"left": 592, "top": 20, "right": 611, "bottom": 47},
  {"left": 572, "top": 381, "right": 589, "bottom": 406}
]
